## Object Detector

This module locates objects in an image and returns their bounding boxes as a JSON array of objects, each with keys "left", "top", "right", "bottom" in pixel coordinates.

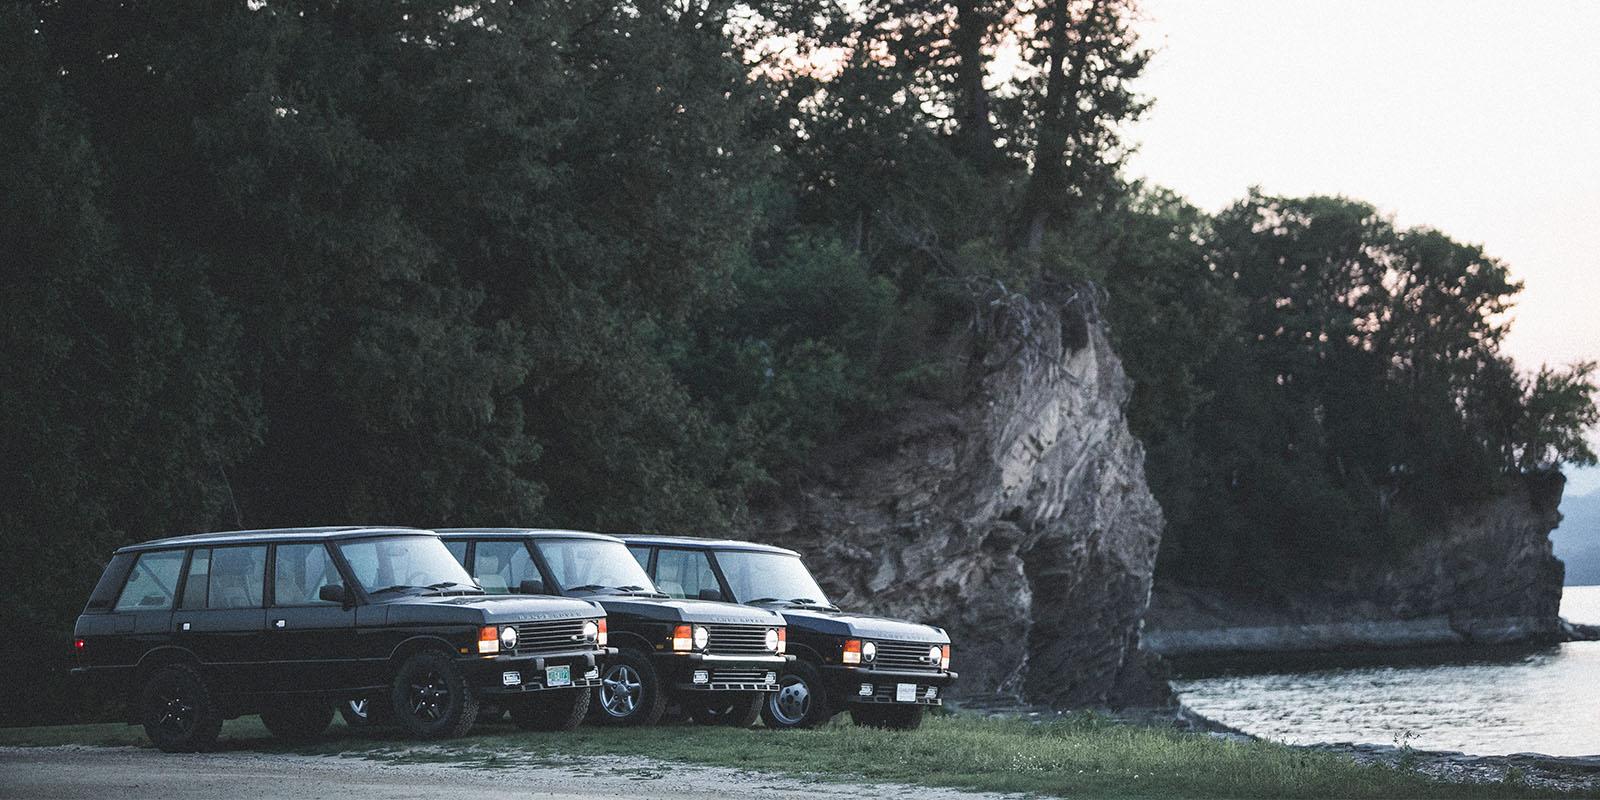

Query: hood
[
  {"left": 582, "top": 594, "right": 784, "bottom": 625},
  {"left": 380, "top": 593, "right": 603, "bottom": 625},
  {"left": 778, "top": 606, "right": 949, "bottom": 643}
]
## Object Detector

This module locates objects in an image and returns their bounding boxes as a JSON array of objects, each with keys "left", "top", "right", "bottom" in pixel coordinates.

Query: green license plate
[{"left": 545, "top": 665, "right": 572, "bottom": 687}]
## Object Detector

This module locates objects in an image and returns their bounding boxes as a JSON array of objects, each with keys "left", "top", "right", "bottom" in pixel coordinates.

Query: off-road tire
[
  {"left": 139, "top": 663, "right": 224, "bottom": 752},
  {"left": 688, "top": 692, "right": 763, "bottom": 727},
  {"left": 390, "top": 650, "right": 480, "bottom": 739},
  {"left": 593, "top": 649, "right": 666, "bottom": 726},
  {"left": 510, "top": 688, "right": 591, "bottom": 731},
  {"left": 760, "top": 661, "right": 832, "bottom": 730}
]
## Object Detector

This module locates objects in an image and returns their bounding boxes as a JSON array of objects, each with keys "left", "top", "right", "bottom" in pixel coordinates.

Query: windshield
[
  {"left": 533, "top": 538, "right": 657, "bottom": 594},
  {"left": 338, "top": 536, "right": 478, "bottom": 595},
  {"left": 716, "top": 551, "right": 830, "bottom": 606}
]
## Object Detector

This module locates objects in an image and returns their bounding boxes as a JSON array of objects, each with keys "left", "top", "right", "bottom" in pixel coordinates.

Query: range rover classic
[
  {"left": 621, "top": 535, "right": 955, "bottom": 730},
  {"left": 437, "top": 529, "right": 791, "bottom": 727},
  {"left": 72, "top": 527, "right": 612, "bottom": 751}
]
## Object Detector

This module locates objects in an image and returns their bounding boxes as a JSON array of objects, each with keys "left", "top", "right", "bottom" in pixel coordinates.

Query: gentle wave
[{"left": 1172, "top": 585, "right": 1600, "bottom": 757}]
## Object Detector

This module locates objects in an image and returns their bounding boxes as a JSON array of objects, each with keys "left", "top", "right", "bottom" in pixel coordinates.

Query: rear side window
[
  {"left": 180, "top": 546, "right": 267, "bottom": 609},
  {"left": 87, "top": 553, "right": 136, "bottom": 611},
  {"left": 114, "top": 550, "right": 186, "bottom": 612},
  {"left": 274, "top": 543, "right": 341, "bottom": 606},
  {"left": 472, "top": 540, "right": 538, "bottom": 593}
]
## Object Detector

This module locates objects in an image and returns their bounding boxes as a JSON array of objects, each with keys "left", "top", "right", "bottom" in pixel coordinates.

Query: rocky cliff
[
  {"left": 750, "top": 293, "right": 1170, "bottom": 708},
  {"left": 1145, "top": 476, "right": 1568, "bottom": 656}
]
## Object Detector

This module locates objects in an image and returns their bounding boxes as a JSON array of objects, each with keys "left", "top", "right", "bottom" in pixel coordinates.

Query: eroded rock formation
[
  {"left": 1145, "top": 476, "right": 1568, "bottom": 656},
  {"left": 750, "top": 294, "right": 1170, "bottom": 708}
]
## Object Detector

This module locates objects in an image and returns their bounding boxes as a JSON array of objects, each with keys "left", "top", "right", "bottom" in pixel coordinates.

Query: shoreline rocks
[{"left": 1145, "top": 478, "right": 1569, "bottom": 658}]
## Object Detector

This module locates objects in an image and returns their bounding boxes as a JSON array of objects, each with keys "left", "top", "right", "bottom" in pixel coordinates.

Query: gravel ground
[{"left": 0, "top": 745, "right": 1021, "bottom": 800}]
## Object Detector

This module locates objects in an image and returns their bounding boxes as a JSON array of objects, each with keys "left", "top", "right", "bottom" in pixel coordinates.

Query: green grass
[{"left": 0, "top": 712, "right": 1585, "bottom": 799}]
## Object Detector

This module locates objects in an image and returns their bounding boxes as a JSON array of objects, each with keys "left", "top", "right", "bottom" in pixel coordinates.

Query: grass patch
[{"left": 1, "top": 713, "right": 1588, "bottom": 799}]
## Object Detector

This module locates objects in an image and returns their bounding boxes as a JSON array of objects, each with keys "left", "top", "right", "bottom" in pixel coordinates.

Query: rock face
[
  {"left": 750, "top": 294, "right": 1170, "bottom": 708},
  {"left": 1146, "top": 477, "right": 1568, "bottom": 656}
]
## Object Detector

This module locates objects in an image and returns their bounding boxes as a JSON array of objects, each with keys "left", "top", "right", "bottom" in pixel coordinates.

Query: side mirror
[
  {"left": 698, "top": 588, "right": 723, "bottom": 602},
  {"left": 318, "top": 584, "right": 346, "bottom": 604},
  {"left": 518, "top": 579, "right": 546, "bottom": 595}
]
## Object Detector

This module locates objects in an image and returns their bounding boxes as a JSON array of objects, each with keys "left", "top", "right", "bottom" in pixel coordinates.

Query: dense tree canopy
[{"left": 1, "top": 0, "right": 1593, "bottom": 721}]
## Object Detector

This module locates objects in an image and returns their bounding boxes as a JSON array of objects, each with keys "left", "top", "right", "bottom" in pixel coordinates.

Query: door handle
[{"left": 273, "top": 619, "right": 286, "bottom": 629}]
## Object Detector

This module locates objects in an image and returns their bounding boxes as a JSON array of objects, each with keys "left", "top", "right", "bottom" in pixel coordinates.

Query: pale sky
[{"left": 1125, "top": 0, "right": 1600, "bottom": 496}]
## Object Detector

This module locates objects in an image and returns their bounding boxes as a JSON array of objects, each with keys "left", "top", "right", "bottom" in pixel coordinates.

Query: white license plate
[
  {"left": 895, "top": 683, "right": 917, "bottom": 702},
  {"left": 545, "top": 665, "right": 572, "bottom": 687},
  {"left": 501, "top": 670, "right": 522, "bottom": 686}
]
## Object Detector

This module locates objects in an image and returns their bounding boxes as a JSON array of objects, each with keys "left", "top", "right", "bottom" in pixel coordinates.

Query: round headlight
[
  {"left": 692, "top": 625, "right": 710, "bottom": 650},
  {"left": 928, "top": 645, "right": 941, "bottom": 664},
  {"left": 500, "top": 626, "right": 518, "bottom": 650},
  {"left": 862, "top": 641, "right": 877, "bottom": 661},
  {"left": 764, "top": 628, "right": 779, "bottom": 652},
  {"left": 582, "top": 620, "right": 599, "bottom": 641}
]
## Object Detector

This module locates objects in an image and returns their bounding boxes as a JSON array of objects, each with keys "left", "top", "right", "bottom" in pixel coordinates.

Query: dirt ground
[{"left": 0, "top": 745, "right": 1017, "bottom": 800}]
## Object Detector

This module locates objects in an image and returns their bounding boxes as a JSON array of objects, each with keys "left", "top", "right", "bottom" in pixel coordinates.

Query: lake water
[{"left": 1172, "top": 585, "right": 1600, "bottom": 757}]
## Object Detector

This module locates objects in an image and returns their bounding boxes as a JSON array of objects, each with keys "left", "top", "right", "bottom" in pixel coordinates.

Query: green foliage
[
  {"left": 2, "top": 0, "right": 1594, "bottom": 724},
  {"left": 1132, "top": 192, "right": 1599, "bottom": 584}
]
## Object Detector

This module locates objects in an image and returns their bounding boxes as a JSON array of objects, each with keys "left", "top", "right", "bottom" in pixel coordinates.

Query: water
[{"left": 1171, "top": 585, "right": 1600, "bottom": 756}]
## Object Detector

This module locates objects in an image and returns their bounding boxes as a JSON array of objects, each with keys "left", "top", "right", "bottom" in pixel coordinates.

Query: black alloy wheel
[
  {"left": 390, "top": 651, "right": 479, "bottom": 739},
  {"left": 139, "top": 663, "right": 224, "bottom": 752}
]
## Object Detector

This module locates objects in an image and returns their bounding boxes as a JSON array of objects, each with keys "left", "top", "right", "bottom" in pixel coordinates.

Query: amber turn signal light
[
  {"left": 478, "top": 625, "right": 500, "bottom": 654},
  {"left": 842, "top": 638, "right": 863, "bottom": 664},
  {"left": 672, "top": 624, "right": 694, "bottom": 652}
]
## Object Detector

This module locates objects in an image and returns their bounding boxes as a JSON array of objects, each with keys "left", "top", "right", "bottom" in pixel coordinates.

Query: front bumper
[
  {"left": 466, "top": 647, "right": 615, "bottom": 695},
  {"left": 662, "top": 652, "right": 793, "bottom": 692},
  {"left": 822, "top": 664, "right": 959, "bottom": 707}
]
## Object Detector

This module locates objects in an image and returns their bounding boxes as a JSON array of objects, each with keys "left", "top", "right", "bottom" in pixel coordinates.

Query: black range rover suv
[
  {"left": 437, "top": 529, "right": 791, "bottom": 727},
  {"left": 72, "top": 527, "right": 612, "bottom": 751},
  {"left": 622, "top": 535, "right": 955, "bottom": 730}
]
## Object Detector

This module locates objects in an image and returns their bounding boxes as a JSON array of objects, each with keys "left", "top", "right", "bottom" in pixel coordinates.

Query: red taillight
[
  {"left": 74, "top": 638, "right": 86, "bottom": 652},
  {"left": 842, "top": 638, "right": 862, "bottom": 664},
  {"left": 672, "top": 624, "right": 693, "bottom": 652}
]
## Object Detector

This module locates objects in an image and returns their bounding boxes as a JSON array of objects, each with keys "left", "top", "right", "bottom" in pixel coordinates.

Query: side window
[
  {"left": 114, "top": 550, "right": 186, "bottom": 612},
  {"left": 472, "top": 541, "right": 538, "bottom": 593},
  {"left": 627, "top": 546, "right": 652, "bottom": 571},
  {"left": 181, "top": 549, "right": 211, "bottom": 609},
  {"left": 655, "top": 549, "right": 717, "bottom": 600},
  {"left": 87, "top": 553, "right": 136, "bottom": 611},
  {"left": 274, "top": 543, "right": 341, "bottom": 606},
  {"left": 444, "top": 540, "right": 468, "bottom": 566},
  {"left": 205, "top": 546, "right": 267, "bottom": 609}
]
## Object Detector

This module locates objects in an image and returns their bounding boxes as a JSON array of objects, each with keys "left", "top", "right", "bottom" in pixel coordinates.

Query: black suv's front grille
[
  {"left": 705, "top": 624, "right": 773, "bottom": 655},
  {"left": 873, "top": 639, "right": 942, "bottom": 671},
  {"left": 511, "top": 619, "right": 590, "bottom": 653}
]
